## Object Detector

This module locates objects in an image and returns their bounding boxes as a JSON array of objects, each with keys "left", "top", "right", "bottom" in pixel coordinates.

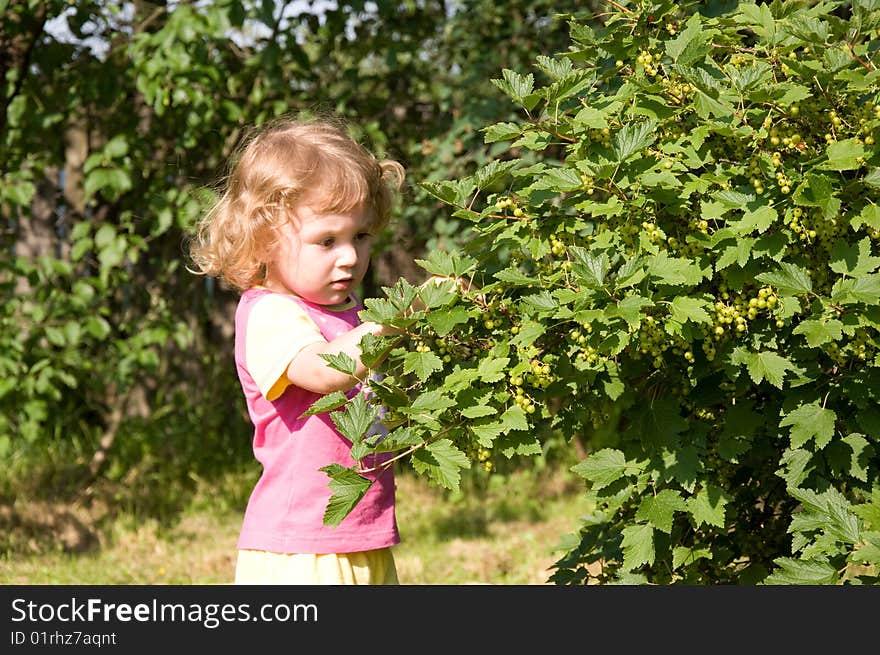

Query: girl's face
[{"left": 264, "top": 203, "right": 375, "bottom": 306}]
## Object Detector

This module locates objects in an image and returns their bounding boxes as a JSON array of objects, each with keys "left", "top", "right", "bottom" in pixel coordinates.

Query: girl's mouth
[{"left": 331, "top": 278, "right": 352, "bottom": 290}]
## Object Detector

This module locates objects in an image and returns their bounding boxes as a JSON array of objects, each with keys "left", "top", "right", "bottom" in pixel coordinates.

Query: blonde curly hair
[{"left": 188, "top": 115, "right": 405, "bottom": 291}]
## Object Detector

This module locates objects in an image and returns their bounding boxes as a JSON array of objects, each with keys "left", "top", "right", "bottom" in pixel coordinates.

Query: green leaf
[
  {"left": 402, "top": 350, "right": 444, "bottom": 382},
  {"left": 776, "top": 447, "right": 815, "bottom": 489},
  {"left": 299, "top": 390, "right": 349, "bottom": 418},
  {"left": 414, "top": 250, "right": 476, "bottom": 278},
  {"left": 499, "top": 404, "right": 529, "bottom": 433},
  {"left": 491, "top": 69, "right": 538, "bottom": 109},
  {"left": 426, "top": 306, "right": 470, "bottom": 336},
  {"left": 740, "top": 350, "right": 796, "bottom": 389},
  {"left": 780, "top": 402, "right": 837, "bottom": 450},
  {"left": 612, "top": 120, "right": 658, "bottom": 163},
  {"left": 763, "top": 558, "right": 838, "bottom": 585},
  {"left": 636, "top": 489, "right": 688, "bottom": 534},
  {"left": 417, "top": 278, "right": 458, "bottom": 309},
  {"left": 688, "top": 485, "right": 730, "bottom": 528},
  {"left": 731, "top": 205, "right": 777, "bottom": 235},
  {"left": 755, "top": 262, "right": 813, "bottom": 295},
  {"left": 647, "top": 252, "right": 704, "bottom": 286},
  {"left": 477, "top": 356, "right": 509, "bottom": 383},
  {"left": 664, "top": 14, "right": 712, "bottom": 66},
  {"left": 606, "top": 294, "right": 652, "bottom": 329},
  {"left": 621, "top": 523, "right": 655, "bottom": 571},
  {"left": 461, "top": 404, "right": 497, "bottom": 419},
  {"left": 831, "top": 274, "right": 880, "bottom": 305},
  {"left": 792, "top": 318, "right": 843, "bottom": 347},
  {"left": 823, "top": 138, "right": 867, "bottom": 171},
  {"left": 473, "top": 160, "right": 519, "bottom": 190},
  {"left": 829, "top": 237, "right": 880, "bottom": 277},
  {"left": 793, "top": 173, "right": 840, "bottom": 219},
  {"left": 570, "top": 448, "right": 628, "bottom": 490},
  {"left": 411, "top": 438, "right": 470, "bottom": 490},
  {"left": 330, "top": 393, "right": 379, "bottom": 443},
  {"left": 482, "top": 121, "right": 522, "bottom": 143},
  {"left": 319, "top": 464, "right": 372, "bottom": 526},
  {"left": 319, "top": 352, "right": 357, "bottom": 376},
  {"left": 669, "top": 296, "right": 711, "bottom": 325},
  {"left": 841, "top": 433, "right": 873, "bottom": 482},
  {"left": 672, "top": 546, "right": 713, "bottom": 571},
  {"left": 570, "top": 247, "right": 610, "bottom": 288}
]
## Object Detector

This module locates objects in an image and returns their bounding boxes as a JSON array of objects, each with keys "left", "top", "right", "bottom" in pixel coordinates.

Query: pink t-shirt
[{"left": 233, "top": 287, "right": 399, "bottom": 554}]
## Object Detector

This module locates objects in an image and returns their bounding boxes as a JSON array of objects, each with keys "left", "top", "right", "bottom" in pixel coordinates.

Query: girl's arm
[
  {"left": 286, "top": 276, "right": 476, "bottom": 395},
  {"left": 285, "top": 321, "right": 399, "bottom": 395}
]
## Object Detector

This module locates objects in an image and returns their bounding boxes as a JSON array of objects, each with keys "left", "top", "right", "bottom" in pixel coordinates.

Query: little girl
[{"left": 188, "top": 116, "right": 408, "bottom": 584}]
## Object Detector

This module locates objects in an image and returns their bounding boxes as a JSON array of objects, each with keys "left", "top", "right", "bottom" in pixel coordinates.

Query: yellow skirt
[{"left": 234, "top": 547, "right": 398, "bottom": 585}]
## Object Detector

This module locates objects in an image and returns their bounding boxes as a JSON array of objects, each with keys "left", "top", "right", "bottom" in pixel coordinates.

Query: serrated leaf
[
  {"left": 823, "top": 138, "right": 867, "bottom": 171},
  {"left": 477, "top": 356, "right": 509, "bottom": 383},
  {"left": 842, "top": 433, "right": 873, "bottom": 483},
  {"left": 570, "top": 247, "right": 610, "bottom": 288},
  {"left": 669, "top": 296, "right": 711, "bottom": 325},
  {"left": 755, "top": 262, "right": 813, "bottom": 295},
  {"left": 780, "top": 402, "right": 836, "bottom": 450},
  {"left": 491, "top": 69, "right": 538, "bottom": 109},
  {"left": 402, "top": 350, "right": 444, "bottom": 382},
  {"left": 647, "top": 252, "right": 704, "bottom": 286},
  {"left": 830, "top": 237, "right": 880, "bottom": 277},
  {"left": 319, "top": 464, "right": 373, "bottom": 526},
  {"left": 621, "top": 523, "right": 655, "bottom": 571},
  {"left": 793, "top": 172, "right": 840, "bottom": 219},
  {"left": 665, "top": 14, "right": 711, "bottom": 66},
  {"left": 606, "top": 295, "right": 653, "bottom": 329},
  {"left": 531, "top": 166, "right": 583, "bottom": 192},
  {"left": 461, "top": 404, "right": 497, "bottom": 419},
  {"left": 571, "top": 448, "right": 636, "bottom": 490},
  {"left": 763, "top": 558, "right": 838, "bottom": 585},
  {"left": 499, "top": 404, "right": 528, "bottom": 433},
  {"left": 776, "top": 447, "right": 815, "bottom": 489},
  {"left": 831, "top": 274, "right": 880, "bottom": 305},
  {"left": 636, "top": 489, "right": 688, "bottom": 534},
  {"left": 612, "top": 120, "right": 658, "bottom": 163},
  {"left": 415, "top": 249, "right": 476, "bottom": 278},
  {"left": 418, "top": 179, "right": 476, "bottom": 206},
  {"left": 299, "top": 390, "right": 349, "bottom": 418},
  {"left": 411, "top": 438, "right": 470, "bottom": 490},
  {"left": 853, "top": 489, "right": 880, "bottom": 530},
  {"left": 672, "top": 546, "right": 713, "bottom": 570},
  {"left": 792, "top": 318, "right": 844, "bottom": 347},
  {"left": 520, "top": 290, "right": 557, "bottom": 312},
  {"left": 474, "top": 160, "right": 519, "bottom": 190},
  {"left": 732, "top": 205, "right": 777, "bottom": 235},
  {"left": 330, "top": 393, "right": 379, "bottom": 443},
  {"left": 318, "top": 352, "right": 357, "bottom": 376},
  {"left": 417, "top": 278, "right": 458, "bottom": 309},
  {"left": 408, "top": 389, "right": 456, "bottom": 414},
  {"left": 743, "top": 350, "right": 796, "bottom": 389},
  {"left": 482, "top": 121, "right": 522, "bottom": 143},
  {"left": 426, "top": 305, "right": 470, "bottom": 337},
  {"left": 688, "top": 485, "right": 730, "bottom": 528}
]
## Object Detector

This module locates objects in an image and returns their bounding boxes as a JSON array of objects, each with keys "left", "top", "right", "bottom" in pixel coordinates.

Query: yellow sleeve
[{"left": 245, "top": 295, "right": 326, "bottom": 401}]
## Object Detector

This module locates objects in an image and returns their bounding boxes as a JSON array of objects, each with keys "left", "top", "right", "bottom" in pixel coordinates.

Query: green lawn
[{"left": 0, "top": 463, "right": 590, "bottom": 585}]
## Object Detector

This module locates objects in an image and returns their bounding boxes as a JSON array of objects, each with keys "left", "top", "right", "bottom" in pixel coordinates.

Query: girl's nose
[{"left": 336, "top": 243, "right": 358, "bottom": 267}]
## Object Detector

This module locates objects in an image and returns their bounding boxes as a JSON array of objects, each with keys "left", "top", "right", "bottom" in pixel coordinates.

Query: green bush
[{"left": 320, "top": 0, "right": 880, "bottom": 584}]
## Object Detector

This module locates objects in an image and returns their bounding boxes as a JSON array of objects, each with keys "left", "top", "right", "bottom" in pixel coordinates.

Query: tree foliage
[
  {"left": 319, "top": 0, "right": 880, "bottom": 584},
  {"left": 0, "top": 0, "right": 584, "bottom": 503}
]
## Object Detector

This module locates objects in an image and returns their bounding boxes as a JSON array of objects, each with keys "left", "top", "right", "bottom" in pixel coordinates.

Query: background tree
[{"left": 0, "top": 0, "right": 589, "bottom": 523}]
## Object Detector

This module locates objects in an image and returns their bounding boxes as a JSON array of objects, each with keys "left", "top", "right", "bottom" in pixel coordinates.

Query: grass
[{"left": 0, "top": 461, "right": 590, "bottom": 585}]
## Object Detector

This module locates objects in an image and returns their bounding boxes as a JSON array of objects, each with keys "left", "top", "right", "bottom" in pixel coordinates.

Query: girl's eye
[
  {"left": 356, "top": 232, "right": 373, "bottom": 241},
  {"left": 320, "top": 238, "right": 335, "bottom": 248}
]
